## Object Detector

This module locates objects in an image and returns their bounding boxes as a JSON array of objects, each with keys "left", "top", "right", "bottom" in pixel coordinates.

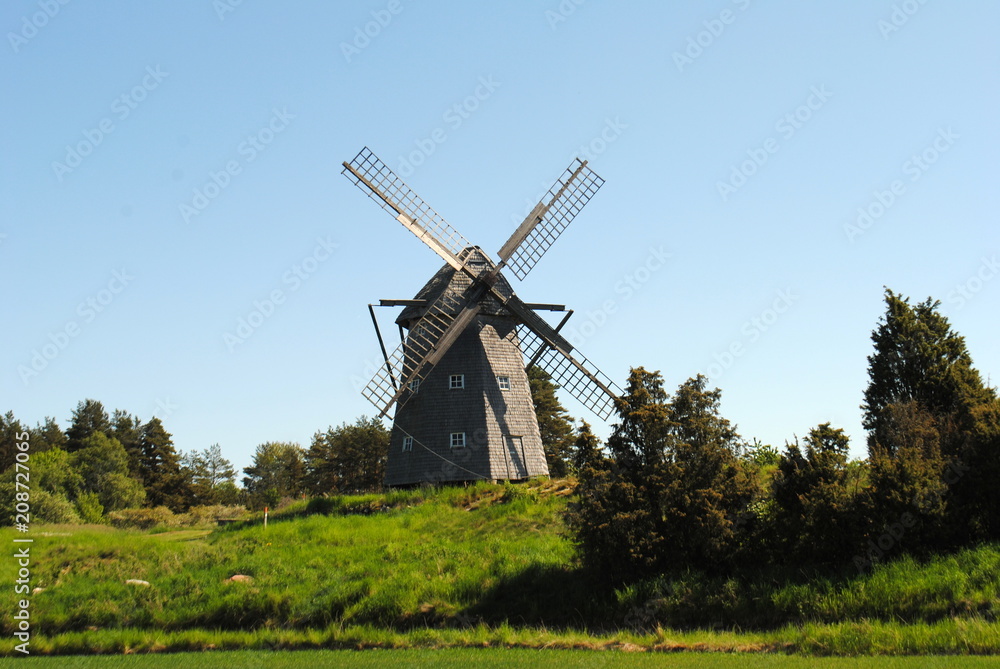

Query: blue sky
[{"left": 2, "top": 1, "right": 998, "bottom": 473}]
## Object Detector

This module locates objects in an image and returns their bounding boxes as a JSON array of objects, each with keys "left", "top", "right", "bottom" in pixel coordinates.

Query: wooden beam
[
  {"left": 379, "top": 299, "right": 563, "bottom": 311},
  {"left": 379, "top": 299, "right": 428, "bottom": 307}
]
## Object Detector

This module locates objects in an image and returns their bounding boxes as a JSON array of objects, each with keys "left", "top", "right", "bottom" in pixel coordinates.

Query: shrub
[
  {"left": 34, "top": 490, "right": 83, "bottom": 524},
  {"left": 106, "top": 506, "right": 175, "bottom": 529},
  {"left": 176, "top": 505, "right": 248, "bottom": 526},
  {"left": 306, "top": 497, "right": 339, "bottom": 515},
  {"left": 75, "top": 491, "right": 104, "bottom": 524}
]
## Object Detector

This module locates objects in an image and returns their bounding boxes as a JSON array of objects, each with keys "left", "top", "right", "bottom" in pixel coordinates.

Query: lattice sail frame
[
  {"left": 502, "top": 159, "right": 605, "bottom": 281},
  {"left": 362, "top": 286, "right": 476, "bottom": 417},
  {"left": 344, "top": 146, "right": 620, "bottom": 422},
  {"left": 518, "top": 326, "right": 621, "bottom": 421},
  {"left": 343, "top": 147, "right": 472, "bottom": 261}
]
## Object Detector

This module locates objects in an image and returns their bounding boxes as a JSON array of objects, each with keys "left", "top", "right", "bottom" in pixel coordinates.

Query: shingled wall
[{"left": 386, "top": 314, "right": 548, "bottom": 487}]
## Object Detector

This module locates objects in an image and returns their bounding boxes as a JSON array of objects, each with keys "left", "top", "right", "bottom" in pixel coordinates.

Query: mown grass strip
[
  {"left": 3, "top": 648, "right": 1000, "bottom": 669},
  {"left": 0, "top": 620, "right": 998, "bottom": 657}
]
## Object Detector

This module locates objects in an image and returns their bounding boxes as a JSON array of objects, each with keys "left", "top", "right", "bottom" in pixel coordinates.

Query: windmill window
[
  {"left": 497, "top": 376, "right": 511, "bottom": 391},
  {"left": 408, "top": 379, "right": 420, "bottom": 394},
  {"left": 450, "top": 432, "right": 466, "bottom": 449},
  {"left": 402, "top": 436, "right": 413, "bottom": 452},
  {"left": 449, "top": 374, "right": 465, "bottom": 389}
]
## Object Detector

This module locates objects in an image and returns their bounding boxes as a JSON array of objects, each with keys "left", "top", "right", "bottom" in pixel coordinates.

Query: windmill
[{"left": 342, "top": 147, "right": 620, "bottom": 486}]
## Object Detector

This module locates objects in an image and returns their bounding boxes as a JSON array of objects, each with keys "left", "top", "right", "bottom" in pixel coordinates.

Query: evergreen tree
[
  {"left": 139, "top": 417, "right": 190, "bottom": 511},
  {"left": 655, "top": 375, "right": 755, "bottom": 570},
  {"left": 28, "top": 417, "right": 66, "bottom": 455},
  {"left": 0, "top": 411, "right": 28, "bottom": 472},
  {"left": 963, "top": 400, "right": 1000, "bottom": 539},
  {"left": 771, "top": 423, "right": 860, "bottom": 564},
  {"left": 575, "top": 367, "right": 671, "bottom": 579},
  {"left": 182, "top": 444, "right": 236, "bottom": 505},
  {"left": 572, "top": 421, "right": 604, "bottom": 473},
  {"left": 110, "top": 410, "right": 144, "bottom": 477},
  {"left": 571, "top": 370, "right": 754, "bottom": 581},
  {"left": 528, "top": 367, "right": 576, "bottom": 477},
  {"left": 66, "top": 399, "right": 111, "bottom": 452},
  {"left": 862, "top": 289, "right": 993, "bottom": 459},
  {"left": 862, "top": 289, "right": 998, "bottom": 545},
  {"left": 862, "top": 401, "right": 949, "bottom": 559}
]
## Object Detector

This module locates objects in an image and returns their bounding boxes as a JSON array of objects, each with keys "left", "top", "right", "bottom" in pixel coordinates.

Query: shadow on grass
[
  {"left": 461, "top": 564, "right": 617, "bottom": 631},
  {"left": 455, "top": 559, "right": 953, "bottom": 633}
]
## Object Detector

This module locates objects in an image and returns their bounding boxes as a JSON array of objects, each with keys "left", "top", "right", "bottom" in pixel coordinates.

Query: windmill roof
[{"left": 397, "top": 247, "right": 515, "bottom": 326}]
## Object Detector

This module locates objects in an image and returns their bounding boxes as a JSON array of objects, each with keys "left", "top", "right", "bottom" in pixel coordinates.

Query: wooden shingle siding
[{"left": 385, "top": 251, "right": 548, "bottom": 487}]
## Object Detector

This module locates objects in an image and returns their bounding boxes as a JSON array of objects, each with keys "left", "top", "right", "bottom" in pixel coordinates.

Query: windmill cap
[{"left": 396, "top": 247, "right": 515, "bottom": 327}]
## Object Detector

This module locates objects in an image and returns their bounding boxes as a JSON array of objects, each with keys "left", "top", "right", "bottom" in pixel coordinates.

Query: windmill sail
[
  {"left": 516, "top": 326, "right": 620, "bottom": 421},
  {"left": 343, "top": 147, "right": 470, "bottom": 272},
  {"left": 363, "top": 284, "right": 483, "bottom": 418},
  {"left": 497, "top": 158, "right": 605, "bottom": 281},
  {"left": 344, "top": 146, "right": 620, "bottom": 433}
]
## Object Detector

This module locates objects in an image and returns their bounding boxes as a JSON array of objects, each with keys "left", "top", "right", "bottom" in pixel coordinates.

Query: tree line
[
  {"left": 4, "top": 285, "right": 996, "bottom": 579},
  {"left": 0, "top": 403, "right": 393, "bottom": 522},
  {"left": 570, "top": 289, "right": 1000, "bottom": 581}
]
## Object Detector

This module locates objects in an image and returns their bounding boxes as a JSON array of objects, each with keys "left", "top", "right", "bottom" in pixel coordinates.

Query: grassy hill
[{"left": 2, "top": 480, "right": 999, "bottom": 656}]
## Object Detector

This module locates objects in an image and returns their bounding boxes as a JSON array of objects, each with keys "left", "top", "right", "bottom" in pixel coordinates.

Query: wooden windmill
[{"left": 342, "top": 147, "right": 619, "bottom": 486}]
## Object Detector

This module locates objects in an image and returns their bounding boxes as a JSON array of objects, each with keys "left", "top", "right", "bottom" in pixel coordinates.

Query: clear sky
[{"left": 2, "top": 1, "right": 998, "bottom": 474}]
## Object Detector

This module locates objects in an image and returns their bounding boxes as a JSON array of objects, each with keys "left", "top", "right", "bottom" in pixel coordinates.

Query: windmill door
[{"left": 504, "top": 436, "right": 528, "bottom": 480}]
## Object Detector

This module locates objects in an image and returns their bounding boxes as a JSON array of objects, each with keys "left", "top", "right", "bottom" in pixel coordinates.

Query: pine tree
[
  {"left": 0, "top": 411, "right": 27, "bottom": 471},
  {"left": 771, "top": 423, "right": 860, "bottom": 564},
  {"left": 66, "top": 399, "right": 111, "bottom": 452},
  {"left": 139, "top": 417, "right": 190, "bottom": 511},
  {"left": 861, "top": 401, "right": 949, "bottom": 561},
  {"left": 528, "top": 367, "right": 576, "bottom": 477},
  {"left": 182, "top": 444, "right": 236, "bottom": 505},
  {"left": 964, "top": 401, "right": 1000, "bottom": 539},
  {"left": 862, "top": 289, "right": 999, "bottom": 545},
  {"left": 572, "top": 421, "right": 604, "bottom": 472},
  {"left": 656, "top": 375, "right": 755, "bottom": 570},
  {"left": 28, "top": 417, "right": 66, "bottom": 455},
  {"left": 862, "top": 289, "right": 993, "bottom": 459},
  {"left": 571, "top": 370, "right": 754, "bottom": 581},
  {"left": 109, "top": 410, "right": 144, "bottom": 477}
]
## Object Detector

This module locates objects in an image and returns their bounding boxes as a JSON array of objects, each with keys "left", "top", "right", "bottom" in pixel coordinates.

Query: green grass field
[
  {"left": 1, "top": 650, "right": 998, "bottom": 668},
  {"left": 2, "top": 481, "right": 998, "bottom": 657}
]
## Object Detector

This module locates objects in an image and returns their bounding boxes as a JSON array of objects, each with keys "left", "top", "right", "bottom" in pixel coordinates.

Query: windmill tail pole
[{"left": 368, "top": 304, "right": 398, "bottom": 390}]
